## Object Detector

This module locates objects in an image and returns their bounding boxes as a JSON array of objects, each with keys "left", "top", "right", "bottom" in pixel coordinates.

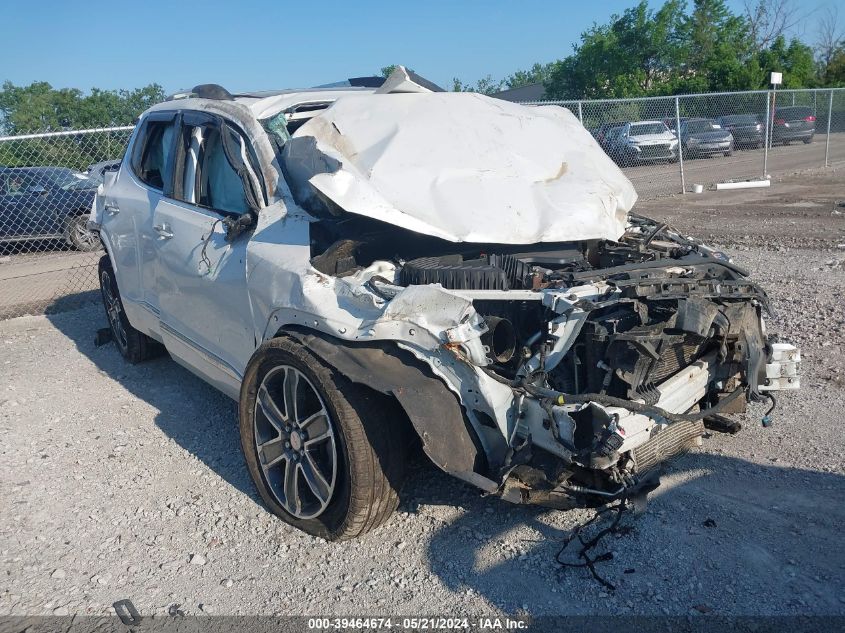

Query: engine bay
[{"left": 304, "top": 212, "right": 784, "bottom": 504}]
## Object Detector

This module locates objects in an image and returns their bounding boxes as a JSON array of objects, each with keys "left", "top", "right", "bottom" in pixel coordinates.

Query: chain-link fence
[
  {"left": 522, "top": 87, "right": 845, "bottom": 199},
  {"left": 1, "top": 88, "right": 843, "bottom": 321},
  {"left": 0, "top": 126, "right": 133, "bottom": 319}
]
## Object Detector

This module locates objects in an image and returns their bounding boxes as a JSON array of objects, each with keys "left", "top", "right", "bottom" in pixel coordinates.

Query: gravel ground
[{"left": 1, "top": 168, "right": 844, "bottom": 619}]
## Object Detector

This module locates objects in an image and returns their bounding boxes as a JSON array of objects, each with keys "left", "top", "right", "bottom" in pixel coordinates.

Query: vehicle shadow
[
  {"left": 45, "top": 302, "right": 259, "bottom": 501},
  {"left": 420, "top": 451, "right": 845, "bottom": 615},
  {"left": 43, "top": 303, "right": 845, "bottom": 617}
]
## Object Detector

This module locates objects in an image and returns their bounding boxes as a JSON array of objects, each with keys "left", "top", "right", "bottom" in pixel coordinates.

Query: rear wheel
[
  {"left": 67, "top": 215, "right": 101, "bottom": 252},
  {"left": 98, "top": 256, "right": 158, "bottom": 363},
  {"left": 239, "top": 337, "right": 406, "bottom": 540},
  {"left": 803, "top": 136, "right": 813, "bottom": 144}
]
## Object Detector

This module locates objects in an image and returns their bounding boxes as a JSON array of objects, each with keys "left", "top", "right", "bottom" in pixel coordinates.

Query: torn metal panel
[
  {"left": 283, "top": 330, "right": 495, "bottom": 489},
  {"left": 282, "top": 92, "right": 636, "bottom": 244},
  {"left": 374, "top": 65, "right": 445, "bottom": 94}
]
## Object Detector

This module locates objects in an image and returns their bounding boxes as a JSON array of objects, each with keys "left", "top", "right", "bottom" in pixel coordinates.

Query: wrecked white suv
[{"left": 90, "top": 68, "right": 800, "bottom": 540}]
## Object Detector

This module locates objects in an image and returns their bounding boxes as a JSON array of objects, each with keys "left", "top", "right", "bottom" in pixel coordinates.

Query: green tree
[
  {"left": 503, "top": 63, "right": 553, "bottom": 89},
  {"left": 0, "top": 81, "right": 164, "bottom": 135},
  {"left": 757, "top": 36, "right": 817, "bottom": 87},
  {"left": 822, "top": 47, "right": 845, "bottom": 85},
  {"left": 545, "top": 1, "right": 688, "bottom": 99},
  {"left": 450, "top": 74, "right": 504, "bottom": 95}
]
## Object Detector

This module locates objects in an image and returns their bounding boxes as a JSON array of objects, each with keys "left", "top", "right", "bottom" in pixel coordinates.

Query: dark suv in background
[
  {"left": 771, "top": 106, "right": 815, "bottom": 145},
  {"left": 0, "top": 166, "right": 100, "bottom": 251},
  {"left": 717, "top": 114, "right": 763, "bottom": 148}
]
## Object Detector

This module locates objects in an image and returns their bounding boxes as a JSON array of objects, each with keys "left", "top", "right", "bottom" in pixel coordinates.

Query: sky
[{"left": 0, "top": 0, "right": 837, "bottom": 94}]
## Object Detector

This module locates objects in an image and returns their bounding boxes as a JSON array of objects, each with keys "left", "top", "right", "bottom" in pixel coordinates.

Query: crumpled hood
[{"left": 281, "top": 92, "right": 637, "bottom": 244}]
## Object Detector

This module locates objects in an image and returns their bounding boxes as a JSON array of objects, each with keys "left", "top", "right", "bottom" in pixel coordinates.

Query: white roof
[{"left": 235, "top": 88, "right": 376, "bottom": 120}]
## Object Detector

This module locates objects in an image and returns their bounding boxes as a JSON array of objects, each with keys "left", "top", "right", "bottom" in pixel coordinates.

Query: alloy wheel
[
  {"left": 74, "top": 219, "right": 98, "bottom": 249},
  {"left": 253, "top": 365, "right": 338, "bottom": 519}
]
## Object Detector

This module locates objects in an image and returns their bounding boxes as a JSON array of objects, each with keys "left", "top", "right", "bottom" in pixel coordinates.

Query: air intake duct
[{"left": 400, "top": 253, "right": 530, "bottom": 290}]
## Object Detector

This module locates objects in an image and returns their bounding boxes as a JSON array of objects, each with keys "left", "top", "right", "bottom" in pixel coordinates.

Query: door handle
[
  {"left": 104, "top": 203, "right": 120, "bottom": 215},
  {"left": 153, "top": 223, "right": 173, "bottom": 239}
]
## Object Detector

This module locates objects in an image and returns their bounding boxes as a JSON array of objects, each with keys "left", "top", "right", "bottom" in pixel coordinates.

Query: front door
[{"left": 153, "top": 111, "right": 263, "bottom": 397}]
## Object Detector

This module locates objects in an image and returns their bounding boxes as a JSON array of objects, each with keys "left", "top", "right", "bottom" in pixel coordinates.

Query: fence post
[
  {"left": 675, "top": 96, "right": 685, "bottom": 195},
  {"left": 577, "top": 101, "right": 583, "bottom": 125},
  {"left": 825, "top": 90, "right": 833, "bottom": 167},
  {"left": 763, "top": 91, "right": 770, "bottom": 178}
]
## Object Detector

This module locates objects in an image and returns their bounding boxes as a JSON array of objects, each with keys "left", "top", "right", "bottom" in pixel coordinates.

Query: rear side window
[{"left": 132, "top": 118, "right": 176, "bottom": 190}]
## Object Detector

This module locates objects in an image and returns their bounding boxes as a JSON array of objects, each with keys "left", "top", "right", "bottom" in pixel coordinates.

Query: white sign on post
[{"left": 770, "top": 72, "right": 783, "bottom": 85}]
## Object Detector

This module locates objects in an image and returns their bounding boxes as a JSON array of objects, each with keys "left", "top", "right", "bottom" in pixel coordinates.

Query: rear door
[
  {"left": 108, "top": 111, "right": 179, "bottom": 333},
  {"left": 152, "top": 110, "right": 262, "bottom": 396}
]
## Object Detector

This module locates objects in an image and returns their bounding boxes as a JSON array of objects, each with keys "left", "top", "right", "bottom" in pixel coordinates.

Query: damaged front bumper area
[{"left": 290, "top": 215, "right": 802, "bottom": 510}]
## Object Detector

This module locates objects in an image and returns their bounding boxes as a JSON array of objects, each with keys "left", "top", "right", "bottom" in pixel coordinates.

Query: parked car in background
[
  {"left": 770, "top": 106, "right": 815, "bottom": 145},
  {"left": 679, "top": 118, "right": 734, "bottom": 157},
  {"left": 608, "top": 121, "right": 678, "bottom": 165},
  {"left": 86, "top": 159, "right": 122, "bottom": 185},
  {"left": 592, "top": 121, "right": 627, "bottom": 154},
  {"left": 0, "top": 166, "right": 100, "bottom": 251},
  {"left": 717, "top": 114, "right": 763, "bottom": 148},
  {"left": 663, "top": 116, "right": 689, "bottom": 133}
]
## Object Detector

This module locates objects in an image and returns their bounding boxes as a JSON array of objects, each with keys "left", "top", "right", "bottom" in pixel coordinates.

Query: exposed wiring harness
[{"left": 556, "top": 494, "right": 632, "bottom": 590}]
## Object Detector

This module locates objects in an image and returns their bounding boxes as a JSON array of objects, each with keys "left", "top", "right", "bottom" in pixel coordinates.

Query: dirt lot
[{"left": 1, "top": 168, "right": 844, "bottom": 618}]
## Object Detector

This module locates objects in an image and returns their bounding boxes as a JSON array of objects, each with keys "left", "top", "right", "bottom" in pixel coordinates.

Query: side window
[
  {"left": 132, "top": 118, "right": 176, "bottom": 190},
  {"left": 4, "top": 172, "right": 41, "bottom": 196},
  {"left": 170, "top": 113, "right": 264, "bottom": 216}
]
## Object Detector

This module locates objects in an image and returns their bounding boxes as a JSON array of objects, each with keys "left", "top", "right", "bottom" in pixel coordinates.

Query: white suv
[{"left": 91, "top": 68, "right": 799, "bottom": 540}]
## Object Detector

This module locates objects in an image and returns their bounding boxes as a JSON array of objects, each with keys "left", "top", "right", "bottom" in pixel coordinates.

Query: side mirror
[{"left": 223, "top": 211, "right": 256, "bottom": 242}]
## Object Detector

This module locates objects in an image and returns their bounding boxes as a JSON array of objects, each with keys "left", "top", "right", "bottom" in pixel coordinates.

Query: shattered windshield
[{"left": 264, "top": 112, "right": 292, "bottom": 147}]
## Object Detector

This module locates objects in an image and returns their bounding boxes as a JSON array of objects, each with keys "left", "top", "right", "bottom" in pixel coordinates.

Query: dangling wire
[
  {"left": 762, "top": 393, "right": 777, "bottom": 427},
  {"left": 199, "top": 218, "right": 223, "bottom": 274},
  {"left": 556, "top": 494, "right": 632, "bottom": 591}
]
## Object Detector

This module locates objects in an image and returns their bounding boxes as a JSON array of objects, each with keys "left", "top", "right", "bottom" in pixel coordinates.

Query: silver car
[{"left": 91, "top": 68, "right": 800, "bottom": 540}]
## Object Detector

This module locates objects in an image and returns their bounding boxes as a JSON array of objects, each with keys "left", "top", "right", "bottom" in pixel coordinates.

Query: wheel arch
[{"left": 269, "top": 326, "right": 497, "bottom": 492}]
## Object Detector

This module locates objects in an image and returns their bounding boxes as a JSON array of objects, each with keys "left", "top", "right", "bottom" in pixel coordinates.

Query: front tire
[
  {"left": 98, "top": 256, "right": 158, "bottom": 364},
  {"left": 239, "top": 337, "right": 406, "bottom": 540}
]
